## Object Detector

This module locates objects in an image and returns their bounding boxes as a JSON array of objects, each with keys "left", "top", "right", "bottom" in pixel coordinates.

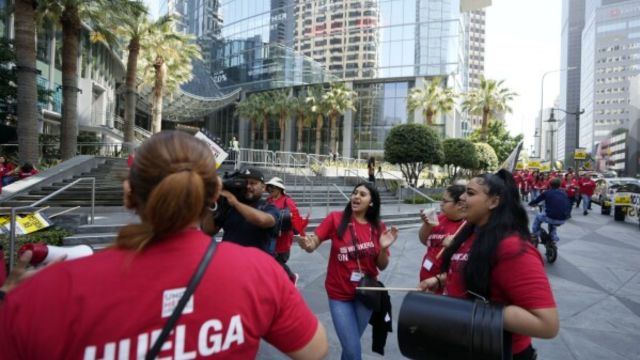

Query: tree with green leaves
[
  {"left": 468, "top": 120, "right": 524, "bottom": 163},
  {"left": 442, "top": 138, "right": 477, "bottom": 180},
  {"left": 473, "top": 142, "right": 499, "bottom": 173},
  {"left": 268, "top": 89, "right": 293, "bottom": 152},
  {"left": 407, "top": 77, "right": 456, "bottom": 127},
  {"left": 234, "top": 94, "right": 261, "bottom": 149},
  {"left": 306, "top": 86, "right": 327, "bottom": 155},
  {"left": 38, "top": 0, "right": 145, "bottom": 159},
  {"left": 322, "top": 82, "right": 356, "bottom": 154},
  {"left": 462, "top": 76, "right": 517, "bottom": 142},
  {"left": 103, "top": 5, "right": 170, "bottom": 145},
  {"left": 384, "top": 124, "right": 443, "bottom": 186},
  {"left": 14, "top": 0, "right": 39, "bottom": 165},
  {"left": 138, "top": 19, "right": 201, "bottom": 133},
  {"left": 291, "top": 91, "right": 314, "bottom": 153},
  {"left": 253, "top": 92, "right": 272, "bottom": 150}
]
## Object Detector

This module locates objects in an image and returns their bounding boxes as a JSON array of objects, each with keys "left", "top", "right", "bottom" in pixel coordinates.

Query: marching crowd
[{"left": 0, "top": 132, "right": 559, "bottom": 360}]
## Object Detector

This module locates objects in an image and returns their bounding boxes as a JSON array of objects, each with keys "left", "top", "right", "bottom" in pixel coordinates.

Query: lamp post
[
  {"left": 538, "top": 67, "right": 576, "bottom": 157},
  {"left": 550, "top": 107, "right": 585, "bottom": 169},
  {"left": 547, "top": 110, "right": 558, "bottom": 169}
]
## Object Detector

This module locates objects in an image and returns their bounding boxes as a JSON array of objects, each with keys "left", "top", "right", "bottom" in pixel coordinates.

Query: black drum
[{"left": 398, "top": 292, "right": 511, "bottom": 360}]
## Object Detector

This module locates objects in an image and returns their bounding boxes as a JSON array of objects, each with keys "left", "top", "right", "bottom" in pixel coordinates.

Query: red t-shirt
[
  {"left": 266, "top": 195, "right": 306, "bottom": 254},
  {"left": 18, "top": 169, "right": 38, "bottom": 179},
  {"left": 579, "top": 179, "right": 596, "bottom": 197},
  {"left": 419, "top": 214, "right": 465, "bottom": 284},
  {"left": 444, "top": 234, "right": 556, "bottom": 354},
  {"left": 561, "top": 179, "right": 578, "bottom": 197},
  {"left": 0, "top": 230, "right": 318, "bottom": 359},
  {"left": 315, "top": 211, "right": 387, "bottom": 301}
]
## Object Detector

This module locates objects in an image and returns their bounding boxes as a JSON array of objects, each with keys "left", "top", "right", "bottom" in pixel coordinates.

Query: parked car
[
  {"left": 610, "top": 182, "right": 640, "bottom": 229},
  {"left": 597, "top": 178, "right": 640, "bottom": 217}
]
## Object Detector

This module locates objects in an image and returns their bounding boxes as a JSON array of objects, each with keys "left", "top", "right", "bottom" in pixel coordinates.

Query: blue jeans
[
  {"left": 329, "top": 298, "right": 372, "bottom": 360},
  {"left": 532, "top": 212, "right": 565, "bottom": 242},
  {"left": 582, "top": 194, "right": 591, "bottom": 212}
]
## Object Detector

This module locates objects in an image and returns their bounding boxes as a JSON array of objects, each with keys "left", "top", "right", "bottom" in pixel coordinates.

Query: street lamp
[
  {"left": 547, "top": 110, "right": 558, "bottom": 169},
  {"left": 538, "top": 67, "right": 577, "bottom": 156},
  {"left": 549, "top": 107, "right": 585, "bottom": 169}
]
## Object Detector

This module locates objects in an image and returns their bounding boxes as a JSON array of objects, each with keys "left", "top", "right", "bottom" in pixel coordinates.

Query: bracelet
[{"left": 436, "top": 275, "right": 442, "bottom": 289}]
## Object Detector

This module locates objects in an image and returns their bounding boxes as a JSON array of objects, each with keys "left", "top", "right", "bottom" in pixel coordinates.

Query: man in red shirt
[{"left": 579, "top": 175, "right": 596, "bottom": 215}]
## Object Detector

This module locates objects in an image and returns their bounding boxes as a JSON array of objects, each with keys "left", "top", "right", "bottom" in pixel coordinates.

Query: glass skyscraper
[{"left": 164, "top": 0, "right": 476, "bottom": 157}]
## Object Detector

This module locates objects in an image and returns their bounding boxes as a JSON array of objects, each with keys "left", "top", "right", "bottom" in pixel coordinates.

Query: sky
[
  {"left": 484, "top": 0, "right": 563, "bottom": 152},
  {"left": 144, "top": 0, "right": 563, "bottom": 151}
]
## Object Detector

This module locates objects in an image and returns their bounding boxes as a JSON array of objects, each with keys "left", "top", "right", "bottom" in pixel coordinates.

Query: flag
[{"left": 500, "top": 140, "right": 524, "bottom": 173}]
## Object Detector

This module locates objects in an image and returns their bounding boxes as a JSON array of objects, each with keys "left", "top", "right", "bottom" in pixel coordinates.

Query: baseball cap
[{"left": 239, "top": 168, "right": 264, "bottom": 182}]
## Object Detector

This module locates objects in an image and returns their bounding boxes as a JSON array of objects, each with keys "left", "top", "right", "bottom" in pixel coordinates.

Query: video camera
[{"left": 222, "top": 171, "right": 249, "bottom": 202}]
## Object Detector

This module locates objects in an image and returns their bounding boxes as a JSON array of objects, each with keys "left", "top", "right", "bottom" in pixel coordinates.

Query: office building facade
[
  {"left": 579, "top": 0, "right": 640, "bottom": 164},
  {"left": 161, "top": 0, "right": 481, "bottom": 157}
]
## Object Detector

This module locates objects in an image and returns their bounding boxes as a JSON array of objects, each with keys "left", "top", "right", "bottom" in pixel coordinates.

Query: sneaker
[{"left": 583, "top": 210, "right": 588, "bottom": 215}]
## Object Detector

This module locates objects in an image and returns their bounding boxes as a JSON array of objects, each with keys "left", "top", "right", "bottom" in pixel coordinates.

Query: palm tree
[
  {"left": 108, "top": 6, "right": 168, "bottom": 147},
  {"left": 268, "top": 89, "right": 293, "bottom": 152},
  {"left": 254, "top": 92, "right": 272, "bottom": 150},
  {"left": 234, "top": 94, "right": 260, "bottom": 149},
  {"left": 291, "top": 91, "right": 314, "bottom": 153},
  {"left": 38, "top": 0, "right": 143, "bottom": 159},
  {"left": 139, "top": 19, "right": 202, "bottom": 133},
  {"left": 407, "top": 77, "right": 456, "bottom": 127},
  {"left": 322, "top": 82, "right": 356, "bottom": 155},
  {"left": 462, "top": 76, "right": 517, "bottom": 141},
  {"left": 306, "top": 86, "right": 327, "bottom": 155},
  {"left": 14, "top": 0, "right": 39, "bottom": 164}
]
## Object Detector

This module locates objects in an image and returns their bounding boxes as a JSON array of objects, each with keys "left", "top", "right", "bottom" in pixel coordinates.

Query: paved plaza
[{"left": 257, "top": 204, "right": 640, "bottom": 359}]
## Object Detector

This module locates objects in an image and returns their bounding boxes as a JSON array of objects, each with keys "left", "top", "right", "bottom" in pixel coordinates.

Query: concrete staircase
[
  {"left": 1, "top": 158, "right": 128, "bottom": 208},
  {"left": 63, "top": 211, "right": 424, "bottom": 250}
]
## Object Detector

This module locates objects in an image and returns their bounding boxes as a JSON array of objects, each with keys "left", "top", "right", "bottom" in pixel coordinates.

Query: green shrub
[{"left": 1, "top": 227, "right": 71, "bottom": 264}]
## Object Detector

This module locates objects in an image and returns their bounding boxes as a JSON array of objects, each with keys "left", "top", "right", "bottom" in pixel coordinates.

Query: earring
[
  {"left": 208, "top": 202, "right": 218, "bottom": 212},
  {"left": 369, "top": 203, "right": 373, "bottom": 207}
]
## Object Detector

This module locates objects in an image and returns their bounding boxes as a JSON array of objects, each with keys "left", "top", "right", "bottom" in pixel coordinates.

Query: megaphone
[{"left": 18, "top": 243, "right": 94, "bottom": 265}]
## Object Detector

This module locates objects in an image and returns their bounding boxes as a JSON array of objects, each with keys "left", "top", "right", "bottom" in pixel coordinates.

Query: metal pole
[
  {"left": 326, "top": 184, "right": 330, "bottom": 215},
  {"left": 9, "top": 208, "right": 17, "bottom": 270},
  {"left": 90, "top": 177, "right": 95, "bottom": 224}
]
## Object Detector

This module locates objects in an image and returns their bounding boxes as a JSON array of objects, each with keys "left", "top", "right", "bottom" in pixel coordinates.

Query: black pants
[
  {"left": 513, "top": 345, "right": 537, "bottom": 360},
  {"left": 275, "top": 251, "right": 295, "bottom": 282}
]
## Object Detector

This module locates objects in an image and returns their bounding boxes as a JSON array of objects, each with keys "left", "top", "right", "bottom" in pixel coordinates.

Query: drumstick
[
  {"left": 355, "top": 287, "right": 419, "bottom": 292},
  {"left": 435, "top": 220, "right": 467, "bottom": 259}
]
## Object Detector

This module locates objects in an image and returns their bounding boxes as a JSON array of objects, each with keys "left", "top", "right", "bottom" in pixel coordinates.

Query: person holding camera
[
  {"left": 298, "top": 182, "right": 398, "bottom": 360},
  {"left": 0, "top": 131, "right": 327, "bottom": 360},
  {"left": 420, "top": 170, "right": 558, "bottom": 360},
  {"left": 203, "top": 168, "right": 281, "bottom": 253},
  {"left": 266, "top": 177, "right": 308, "bottom": 285}
]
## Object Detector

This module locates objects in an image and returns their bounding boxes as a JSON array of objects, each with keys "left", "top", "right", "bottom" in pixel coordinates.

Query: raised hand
[{"left": 380, "top": 226, "right": 399, "bottom": 249}]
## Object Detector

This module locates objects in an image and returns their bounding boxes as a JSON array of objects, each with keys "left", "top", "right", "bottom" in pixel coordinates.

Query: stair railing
[
  {"left": 5, "top": 177, "right": 96, "bottom": 271},
  {"left": 379, "top": 170, "right": 438, "bottom": 209}
]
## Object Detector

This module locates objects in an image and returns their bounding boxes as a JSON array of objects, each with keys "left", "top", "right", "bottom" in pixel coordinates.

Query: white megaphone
[{"left": 18, "top": 243, "right": 94, "bottom": 265}]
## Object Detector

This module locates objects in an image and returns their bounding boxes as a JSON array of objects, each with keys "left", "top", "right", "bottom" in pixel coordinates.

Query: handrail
[
  {"left": 332, "top": 183, "right": 350, "bottom": 201},
  {"left": 380, "top": 170, "right": 438, "bottom": 203},
  {"left": 344, "top": 168, "right": 367, "bottom": 186},
  {"left": 7, "top": 177, "right": 96, "bottom": 270}
]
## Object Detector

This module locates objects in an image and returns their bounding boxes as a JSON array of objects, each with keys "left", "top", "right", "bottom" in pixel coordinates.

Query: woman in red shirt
[
  {"left": 0, "top": 131, "right": 328, "bottom": 360},
  {"left": 417, "top": 184, "right": 466, "bottom": 291},
  {"left": 298, "top": 182, "right": 398, "bottom": 360},
  {"left": 420, "top": 170, "right": 558, "bottom": 360}
]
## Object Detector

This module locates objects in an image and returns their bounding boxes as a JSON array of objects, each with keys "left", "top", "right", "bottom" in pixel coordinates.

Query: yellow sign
[
  {"left": 516, "top": 162, "right": 525, "bottom": 170},
  {"left": 528, "top": 160, "right": 541, "bottom": 169},
  {"left": 614, "top": 194, "right": 632, "bottom": 205},
  {"left": 574, "top": 148, "right": 587, "bottom": 160},
  {"left": 540, "top": 162, "right": 551, "bottom": 172},
  {"left": 0, "top": 213, "right": 51, "bottom": 235}
]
